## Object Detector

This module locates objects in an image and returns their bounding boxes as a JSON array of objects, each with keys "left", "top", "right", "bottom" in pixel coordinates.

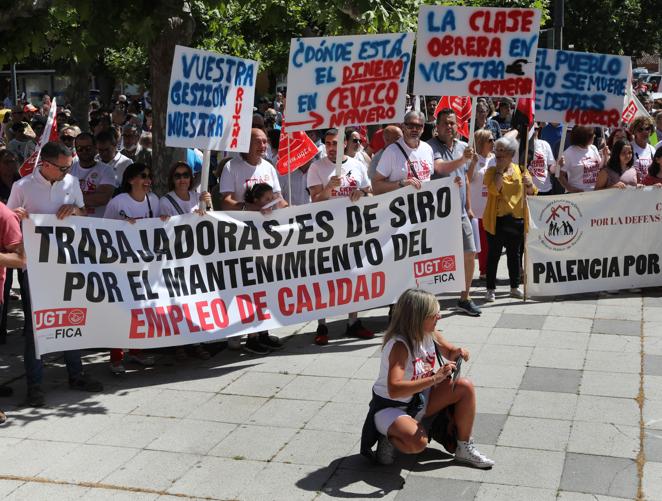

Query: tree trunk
[
  {"left": 67, "top": 61, "right": 90, "bottom": 132},
  {"left": 149, "top": 12, "right": 194, "bottom": 196}
]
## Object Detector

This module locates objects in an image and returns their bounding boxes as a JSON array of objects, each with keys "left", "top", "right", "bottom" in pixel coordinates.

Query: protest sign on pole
[
  {"left": 24, "top": 178, "right": 464, "bottom": 356},
  {"left": 283, "top": 33, "right": 415, "bottom": 133},
  {"left": 526, "top": 189, "right": 662, "bottom": 297},
  {"left": 535, "top": 49, "right": 630, "bottom": 128},
  {"left": 414, "top": 6, "right": 541, "bottom": 97},
  {"left": 165, "top": 45, "right": 258, "bottom": 153},
  {"left": 19, "top": 97, "right": 58, "bottom": 177}
]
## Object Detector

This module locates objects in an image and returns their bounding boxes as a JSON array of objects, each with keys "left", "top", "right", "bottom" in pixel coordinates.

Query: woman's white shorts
[{"left": 374, "top": 388, "right": 430, "bottom": 436}]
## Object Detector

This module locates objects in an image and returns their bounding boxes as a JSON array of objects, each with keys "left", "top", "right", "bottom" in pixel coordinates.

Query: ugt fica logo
[
  {"left": 34, "top": 308, "right": 87, "bottom": 339},
  {"left": 539, "top": 200, "right": 583, "bottom": 250}
]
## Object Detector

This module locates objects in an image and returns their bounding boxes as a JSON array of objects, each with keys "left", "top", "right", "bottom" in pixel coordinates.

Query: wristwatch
[{"left": 398, "top": 179, "right": 405, "bottom": 188}]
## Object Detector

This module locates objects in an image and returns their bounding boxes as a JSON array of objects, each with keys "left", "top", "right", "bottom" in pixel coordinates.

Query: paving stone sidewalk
[{"left": 0, "top": 278, "right": 661, "bottom": 500}]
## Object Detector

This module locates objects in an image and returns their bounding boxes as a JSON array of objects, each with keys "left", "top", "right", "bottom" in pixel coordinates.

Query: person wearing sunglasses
[
  {"left": 360, "top": 288, "right": 493, "bottom": 468},
  {"left": 7, "top": 141, "right": 102, "bottom": 407},
  {"left": 159, "top": 162, "right": 213, "bottom": 361},
  {"left": 59, "top": 126, "right": 79, "bottom": 151},
  {"left": 160, "top": 161, "right": 212, "bottom": 217},
  {"left": 71, "top": 132, "right": 117, "bottom": 217},
  {"left": 629, "top": 116, "right": 657, "bottom": 183},
  {"left": 344, "top": 127, "right": 371, "bottom": 169},
  {"left": 372, "top": 110, "right": 434, "bottom": 195},
  {"left": 104, "top": 162, "right": 162, "bottom": 373}
]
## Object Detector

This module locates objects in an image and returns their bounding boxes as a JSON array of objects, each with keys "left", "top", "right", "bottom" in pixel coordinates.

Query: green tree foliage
[{"left": 563, "top": 0, "right": 662, "bottom": 56}]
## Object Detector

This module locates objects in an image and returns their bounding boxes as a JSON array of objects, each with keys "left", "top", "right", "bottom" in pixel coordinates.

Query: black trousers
[{"left": 486, "top": 215, "right": 524, "bottom": 290}]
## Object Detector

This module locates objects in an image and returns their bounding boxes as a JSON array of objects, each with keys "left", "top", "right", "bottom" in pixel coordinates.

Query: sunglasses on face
[
  {"left": 45, "top": 159, "right": 71, "bottom": 172},
  {"left": 488, "top": 138, "right": 495, "bottom": 143},
  {"left": 637, "top": 127, "right": 652, "bottom": 133},
  {"left": 351, "top": 138, "right": 361, "bottom": 144},
  {"left": 404, "top": 122, "right": 424, "bottom": 130},
  {"left": 60, "top": 136, "right": 75, "bottom": 142},
  {"left": 173, "top": 172, "right": 191, "bottom": 180},
  {"left": 139, "top": 172, "right": 152, "bottom": 179}
]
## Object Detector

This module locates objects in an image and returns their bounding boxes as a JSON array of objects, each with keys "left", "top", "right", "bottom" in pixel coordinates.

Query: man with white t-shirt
[
  {"left": 96, "top": 130, "right": 132, "bottom": 184},
  {"left": 373, "top": 110, "right": 434, "bottom": 194},
  {"left": 219, "top": 128, "right": 287, "bottom": 354},
  {"left": 307, "top": 129, "right": 374, "bottom": 345},
  {"left": 71, "top": 132, "right": 117, "bottom": 217},
  {"left": 219, "top": 128, "right": 287, "bottom": 211},
  {"left": 7, "top": 141, "right": 103, "bottom": 407}
]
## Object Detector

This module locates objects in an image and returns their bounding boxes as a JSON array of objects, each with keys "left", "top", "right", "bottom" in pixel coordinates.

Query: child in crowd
[
  {"left": 228, "top": 182, "right": 284, "bottom": 354},
  {"left": 244, "top": 182, "right": 279, "bottom": 211}
]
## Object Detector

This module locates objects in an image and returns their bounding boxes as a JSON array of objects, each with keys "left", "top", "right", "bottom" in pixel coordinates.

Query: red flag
[
  {"left": 277, "top": 126, "right": 318, "bottom": 175},
  {"left": 516, "top": 93, "right": 535, "bottom": 126},
  {"left": 516, "top": 98, "right": 534, "bottom": 125},
  {"left": 19, "top": 97, "right": 59, "bottom": 177},
  {"left": 434, "top": 96, "right": 471, "bottom": 138}
]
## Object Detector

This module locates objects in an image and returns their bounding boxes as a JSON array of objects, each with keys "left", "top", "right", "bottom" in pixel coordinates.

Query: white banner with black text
[
  {"left": 526, "top": 188, "right": 662, "bottom": 297},
  {"left": 25, "top": 178, "right": 464, "bottom": 356}
]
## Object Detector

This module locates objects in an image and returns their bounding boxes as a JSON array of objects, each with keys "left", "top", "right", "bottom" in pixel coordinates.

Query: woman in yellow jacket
[{"left": 483, "top": 136, "right": 537, "bottom": 302}]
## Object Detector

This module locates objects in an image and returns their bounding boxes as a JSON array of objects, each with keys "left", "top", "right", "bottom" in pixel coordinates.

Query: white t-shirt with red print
[
  {"left": 527, "top": 139, "right": 555, "bottom": 193},
  {"left": 373, "top": 335, "right": 437, "bottom": 403},
  {"left": 376, "top": 138, "right": 434, "bottom": 183},
  {"left": 631, "top": 141, "right": 656, "bottom": 183},
  {"left": 562, "top": 144, "right": 602, "bottom": 192},
  {"left": 307, "top": 156, "right": 370, "bottom": 198},
  {"left": 71, "top": 159, "right": 118, "bottom": 218},
  {"left": 219, "top": 156, "right": 282, "bottom": 203}
]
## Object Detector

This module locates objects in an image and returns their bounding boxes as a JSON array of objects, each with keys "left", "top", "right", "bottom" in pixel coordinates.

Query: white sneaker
[
  {"left": 454, "top": 439, "right": 494, "bottom": 469},
  {"left": 376, "top": 435, "right": 396, "bottom": 465},
  {"left": 510, "top": 287, "right": 524, "bottom": 299},
  {"left": 485, "top": 289, "right": 496, "bottom": 302}
]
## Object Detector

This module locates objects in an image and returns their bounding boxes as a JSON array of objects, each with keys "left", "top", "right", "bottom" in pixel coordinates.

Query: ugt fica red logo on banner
[{"left": 34, "top": 308, "right": 87, "bottom": 331}]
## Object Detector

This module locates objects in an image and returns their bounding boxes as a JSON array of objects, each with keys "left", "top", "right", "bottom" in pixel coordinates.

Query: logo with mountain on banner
[{"left": 538, "top": 200, "right": 584, "bottom": 250}]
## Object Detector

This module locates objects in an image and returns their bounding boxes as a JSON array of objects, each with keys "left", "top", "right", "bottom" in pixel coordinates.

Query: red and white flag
[
  {"left": 434, "top": 96, "right": 472, "bottom": 138},
  {"left": 277, "top": 124, "right": 318, "bottom": 176},
  {"left": 622, "top": 90, "right": 650, "bottom": 125},
  {"left": 19, "top": 97, "right": 59, "bottom": 177}
]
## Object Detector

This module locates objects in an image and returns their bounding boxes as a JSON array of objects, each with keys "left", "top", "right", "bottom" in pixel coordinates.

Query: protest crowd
[
  {"left": 1, "top": 5, "right": 662, "bottom": 472},
  {"left": 2, "top": 84, "right": 660, "bottom": 462}
]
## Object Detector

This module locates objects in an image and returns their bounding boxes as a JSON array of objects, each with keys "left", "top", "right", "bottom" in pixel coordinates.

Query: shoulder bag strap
[{"left": 394, "top": 142, "right": 420, "bottom": 180}]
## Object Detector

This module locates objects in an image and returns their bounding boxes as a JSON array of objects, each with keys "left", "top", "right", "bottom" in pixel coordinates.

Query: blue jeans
[{"left": 21, "top": 273, "right": 83, "bottom": 387}]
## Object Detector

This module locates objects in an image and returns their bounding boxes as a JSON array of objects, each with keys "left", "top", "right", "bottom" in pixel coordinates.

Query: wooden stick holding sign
[
  {"left": 521, "top": 131, "right": 530, "bottom": 302},
  {"left": 198, "top": 149, "right": 211, "bottom": 210},
  {"left": 467, "top": 98, "right": 477, "bottom": 149},
  {"left": 335, "top": 126, "right": 345, "bottom": 177},
  {"left": 556, "top": 124, "right": 568, "bottom": 172}
]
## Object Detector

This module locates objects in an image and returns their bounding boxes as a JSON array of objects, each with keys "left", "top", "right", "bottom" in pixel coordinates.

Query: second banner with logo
[{"left": 526, "top": 188, "right": 662, "bottom": 296}]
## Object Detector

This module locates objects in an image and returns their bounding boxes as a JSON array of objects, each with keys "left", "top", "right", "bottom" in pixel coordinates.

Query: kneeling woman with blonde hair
[{"left": 360, "top": 289, "right": 494, "bottom": 468}]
